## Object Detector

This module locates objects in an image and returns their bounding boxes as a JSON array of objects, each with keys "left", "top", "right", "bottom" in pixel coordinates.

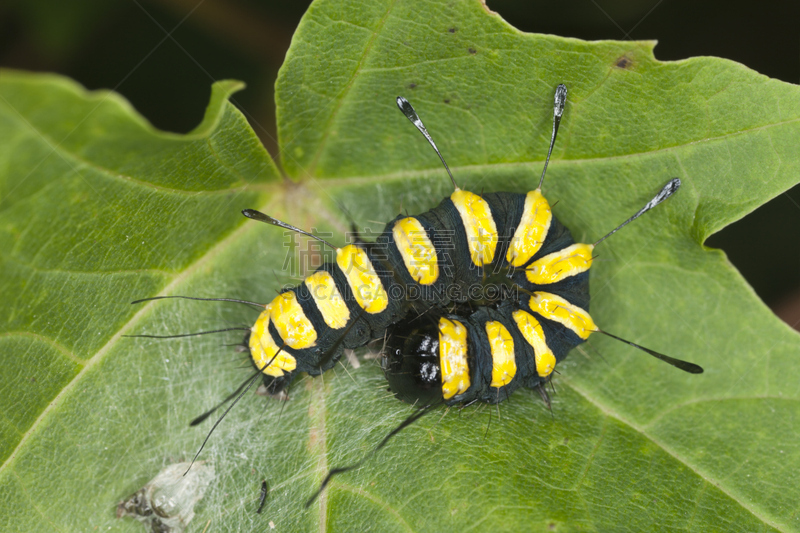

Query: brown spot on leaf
[{"left": 615, "top": 55, "right": 632, "bottom": 69}]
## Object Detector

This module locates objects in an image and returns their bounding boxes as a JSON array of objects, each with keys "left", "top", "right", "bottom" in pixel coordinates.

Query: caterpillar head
[{"left": 382, "top": 321, "right": 444, "bottom": 405}]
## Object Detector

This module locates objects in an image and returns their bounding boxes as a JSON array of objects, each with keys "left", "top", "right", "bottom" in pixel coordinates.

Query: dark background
[{"left": 2, "top": 0, "right": 798, "bottom": 329}]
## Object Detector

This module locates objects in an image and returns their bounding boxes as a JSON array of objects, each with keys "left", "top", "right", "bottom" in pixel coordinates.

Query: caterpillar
[
  {"left": 241, "top": 84, "right": 700, "bottom": 403},
  {"left": 128, "top": 83, "right": 703, "bottom": 507}
]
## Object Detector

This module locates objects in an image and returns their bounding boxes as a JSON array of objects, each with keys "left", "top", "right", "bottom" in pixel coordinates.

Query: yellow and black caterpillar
[{"left": 233, "top": 84, "right": 700, "bottom": 409}]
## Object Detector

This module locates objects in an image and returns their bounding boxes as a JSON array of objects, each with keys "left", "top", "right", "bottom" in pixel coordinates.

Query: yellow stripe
[
  {"left": 392, "top": 217, "right": 439, "bottom": 285},
  {"left": 512, "top": 309, "right": 556, "bottom": 378},
  {"left": 249, "top": 307, "right": 297, "bottom": 377},
  {"left": 528, "top": 291, "right": 595, "bottom": 340},
  {"left": 485, "top": 321, "right": 516, "bottom": 388},
  {"left": 525, "top": 243, "right": 593, "bottom": 285},
  {"left": 450, "top": 189, "right": 498, "bottom": 266},
  {"left": 269, "top": 291, "right": 318, "bottom": 349},
  {"left": 438, "top": 317, "right": 470, "bottom": 399},
  {"left": 336, "top": 245, "right": 388, "bottom": 314},
  {"left": 305, "top": 270, "right": 350, "bottom": 329},
  {"left": 507, "top": 189, "right": 552, "bottom": 267}
]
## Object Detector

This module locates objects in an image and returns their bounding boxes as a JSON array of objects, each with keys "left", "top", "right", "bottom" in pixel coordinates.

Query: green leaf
[{"left": 2, "top": 0, "right": 800, "bottom": 531}]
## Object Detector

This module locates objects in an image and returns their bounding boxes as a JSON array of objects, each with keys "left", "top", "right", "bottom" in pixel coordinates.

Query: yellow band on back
[
  {"left": 485, "top": 321, "right": 516, "bottom": 388},
  {"left": 438, "top": 317, "right": 470, "bottom": 399},
  {"left": 392, "top": 217, "right": 439, "bottom": 285},
  {"left": 450, "top": 189, "right": 498, "bottom": 267},
  {"left": 528, "top": 291, "right": 595, "bottom": 340},
  {"left": 305, "top": 270, "right": 350, "bottom": 329},
  {"left": 526, "top": 243, "right": 593, "bottom": 285},
  {"left": 507, "top": 189, "right": 552, "bottom": 267},
  {"left": 269, "top": 291, "right": 317, "bottom": 349},
  {"left": 250, "top": 307, "right": 298, "bottom": 377},
  {"left": 512, "top": 309, "right": 556, "bottom": 378},
  {"left": 336, "top": 245, "right": 388, "bottom": 314}
]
